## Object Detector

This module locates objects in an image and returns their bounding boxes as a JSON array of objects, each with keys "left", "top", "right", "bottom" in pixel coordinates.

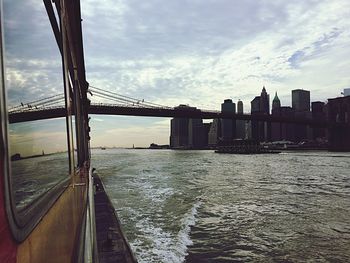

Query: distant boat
[
  {"left": 101, "top": 147, "right": 106, "bottom": 150},
  {"left": 215, "top": 139, "right": 280, "bottom": 154}
]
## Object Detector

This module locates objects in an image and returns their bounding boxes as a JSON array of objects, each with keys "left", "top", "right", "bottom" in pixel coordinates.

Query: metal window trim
[{"left": 0, "top": 0, "right": 75, "bottom": 242}]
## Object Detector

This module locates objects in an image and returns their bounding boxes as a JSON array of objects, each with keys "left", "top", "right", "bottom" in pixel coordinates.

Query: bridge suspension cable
[
  {"left": 89, "top": 85, "right": 172, "bottom": 109},
  {"left": 89, "top": 88, "right": 145, "bottom": 106},
  {"left": 91, "top": 93, "right": 136, "bottom": 107},
  {"left": 8, "top": 93, "right": 65, "bottom": 113},
  {"left": 8, "top": 85, "right": 173, "bottom": 114}
]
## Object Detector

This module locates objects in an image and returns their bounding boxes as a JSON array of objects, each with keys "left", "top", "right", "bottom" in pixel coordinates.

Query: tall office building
[
  {"left": 260, "top": 86, "right": 270, "bottom": 114},
  {"left": 292, "top": 89, "right": 311, "bottom": 142},
  {"left": 272, "top": 92, "right": 281, "bottom": 110},
  {"left": 237, "top": 100, "right": 243, "bottom": 113},
  {"left": 236, "top": 100, "right": 245, "bottom": 139},
  {"left": 271, "top": 92, "right": 281, "bottom": 141},
  {"left": 292, "top": 89, "right": 310, "bottom": 112},
  {"left": 251, "top": 96, "right": 260, "bottom": 141},
  {"left": 251, "top": 96, "right": 260, "bottom": 113},
  {"left": 261, "top": 87, "right": 271, "bottom": 141},
  {"left": 221, "top": 99, "right": 236, "bottom": 143}
]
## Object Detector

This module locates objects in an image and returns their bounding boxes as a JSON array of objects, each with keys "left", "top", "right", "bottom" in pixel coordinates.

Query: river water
[{"left": 92, "top": 149, "right": 350, "bottom": 263}]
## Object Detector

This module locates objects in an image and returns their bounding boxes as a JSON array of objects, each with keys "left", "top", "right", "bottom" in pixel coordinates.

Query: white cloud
[
  {"left": 83, "top": 0, "right": 350, "bottom": 115},
  {"left": 5, "top": 0, "right": 350, "bottom": 147}
]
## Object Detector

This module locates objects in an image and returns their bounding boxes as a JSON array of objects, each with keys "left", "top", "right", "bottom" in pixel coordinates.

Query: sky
[{"left": 4, "top": 0, "right": 350, "bottom": 150}]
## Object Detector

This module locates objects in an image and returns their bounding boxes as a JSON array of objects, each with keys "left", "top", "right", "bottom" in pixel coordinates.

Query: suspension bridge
[{"left": 7, "top": 86, "right": 344, "bottom": 128}]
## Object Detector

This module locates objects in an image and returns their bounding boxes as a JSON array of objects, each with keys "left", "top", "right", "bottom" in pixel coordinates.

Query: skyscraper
[
  {"left": 260, "top": 86, "right": 270, "bottom": 114},
  {"left": 292, "top": 89, "right": 310, "bottom": 112},
  {"left": 251, "top": 96, "right": 260, "bottom": 141},
  {"left": 258, "top": 86, "right": 271, "bottom": 141},
  {"left": 251, "top": 96, "right": 260, "bottom": 113},
  {"left": 236, "top": 100, "right": 245, "bottom": 139},
  {"left": 292, "top": 89, "right": 311, "bottom": 142},
  {"left": 237, "top": 100, "right": 243, "bottom": 113},
  {"left": 221, "top": 99, "right": 236, "bottom": 143},
  {"left": 272, "top": 92, "right": 281, "bottom": 110},
  {"left": 271, "top": 92, "right": 281, "bottom": 141}
]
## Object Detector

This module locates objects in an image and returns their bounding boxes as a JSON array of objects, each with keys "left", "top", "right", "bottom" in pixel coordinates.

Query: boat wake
[
  {"left": 132, "top": 200, "right": 201, "bottom": 263},
  {"left": 175, "top": 201, "right": 201, "bottom": 262}
]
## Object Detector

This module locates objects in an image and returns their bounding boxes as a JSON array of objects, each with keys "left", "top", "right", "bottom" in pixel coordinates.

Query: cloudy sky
[
  {"left": 82, "top": 0, "right": 350, "bottom": 147},
  {"left": 4, "top": 0, "right": 350, "bottom": 151}
]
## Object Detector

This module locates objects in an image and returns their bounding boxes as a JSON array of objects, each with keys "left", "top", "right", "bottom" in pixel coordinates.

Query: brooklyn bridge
[
  {"left": 7, "top": 86, "right": 339, "bottom": 127},
  {"left": 7, "top": 85, "right": 350, "bottom": 151}
]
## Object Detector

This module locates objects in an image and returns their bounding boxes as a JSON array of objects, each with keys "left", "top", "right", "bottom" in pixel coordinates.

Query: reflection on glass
[
  {"left": 9, "top": 119, "right": 69, "bottom": 208},
  {"left": 4, "top": 1, "right": 69, "bottom": 209}
]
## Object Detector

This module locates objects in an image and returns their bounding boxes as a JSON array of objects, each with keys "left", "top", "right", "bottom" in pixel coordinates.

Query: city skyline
[
  {"left": 4, "top": 0, "right": 350, "bottom": 148},
  {"left": 90, "top": 87, "right": 342, "bottom": 148},
  {"left": 84, "top": 0, "right": 350, "bottom": 147}
]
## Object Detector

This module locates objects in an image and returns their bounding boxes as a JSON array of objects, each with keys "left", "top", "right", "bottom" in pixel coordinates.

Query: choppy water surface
[
  {"left": 12, "top": 153, "right": 68, "bottom": 208},
  {"left": 92, "top": 149, "right": 350, "bottom": 262}
]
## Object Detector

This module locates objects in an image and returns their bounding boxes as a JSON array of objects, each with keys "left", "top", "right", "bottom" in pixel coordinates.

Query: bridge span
[{"left": 8, "top": 104, "right": 341, "bottom": 128}]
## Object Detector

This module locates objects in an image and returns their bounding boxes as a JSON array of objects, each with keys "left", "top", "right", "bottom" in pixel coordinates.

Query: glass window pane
[{"left": 4, "top": 1, "right": 69, "bottom": 209}]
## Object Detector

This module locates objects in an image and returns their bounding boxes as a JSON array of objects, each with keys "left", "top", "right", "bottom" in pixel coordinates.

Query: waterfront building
[
  {"left": 236, "top": 100, "right": 245, "bottom": 139},
  {"left": 220, "top": 99, "right": 236, "bottom": 143},
  {"left": 292, "top": 89, "right": 311, "bottom": 142},
  {"left": 343, "top": 88, "right": 350, "bottom": 97},
  {"left": 327, "top": 96, "right": 350, "bottom": 151}
]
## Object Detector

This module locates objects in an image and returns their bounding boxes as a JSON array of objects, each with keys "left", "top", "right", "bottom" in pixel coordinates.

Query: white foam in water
[
  {"left": 132, "top": 201, "right": 201, "bottom": 263},
  {"left": 174, "top": 201, "right": 201, "bottom": 260}
]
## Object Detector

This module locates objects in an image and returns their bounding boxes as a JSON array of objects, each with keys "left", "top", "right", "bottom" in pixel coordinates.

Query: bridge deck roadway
[{"left": 8, "top": 105, "right": 343, "bottom": 128}]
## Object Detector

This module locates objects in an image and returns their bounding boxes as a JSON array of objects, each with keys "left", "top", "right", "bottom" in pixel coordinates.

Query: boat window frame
[{"left": 0, "top": 0, "right": 76, "bottom": 242}]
